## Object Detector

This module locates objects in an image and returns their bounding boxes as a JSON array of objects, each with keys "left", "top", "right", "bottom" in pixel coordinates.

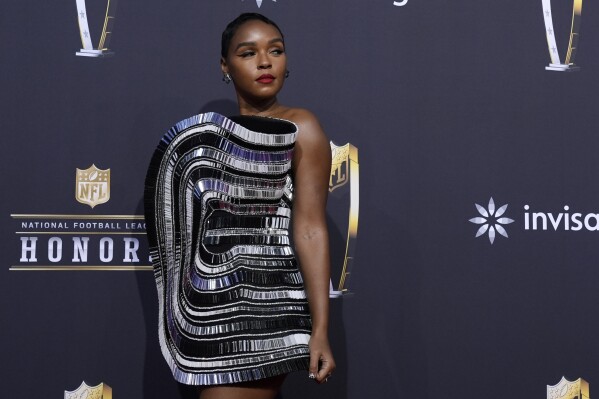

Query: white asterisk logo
[
  {"left": 469, "top": 197, "right": 514, "bottom": 244},
  {"left": 243, "top": 0, "right": 277, "bottom": 7}
]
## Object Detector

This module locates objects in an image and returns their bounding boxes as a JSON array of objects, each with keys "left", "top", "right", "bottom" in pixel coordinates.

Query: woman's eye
[
  {"left": 271, "top": 49, "right": 285, "bottom": 55},
  {"left": 239, "top": 51, "right": 255, "bottom": 57}
]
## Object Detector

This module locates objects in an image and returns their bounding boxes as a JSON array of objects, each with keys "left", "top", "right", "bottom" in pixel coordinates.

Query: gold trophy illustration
[
  {"left": 76, "top": 0, "right": 118, "bottom": 57},
  {"left": 542, "top": 0, "right": 582, "bottom": 71}
]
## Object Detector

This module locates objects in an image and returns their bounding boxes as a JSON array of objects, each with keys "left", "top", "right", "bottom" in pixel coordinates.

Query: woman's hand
[{"left": 308, "top": 333, "right": 336, "bottom": 384}]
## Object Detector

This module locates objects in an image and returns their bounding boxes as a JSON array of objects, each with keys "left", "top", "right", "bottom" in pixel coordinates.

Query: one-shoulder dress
[{"left": 144, "top": 112, "right": 312, "bottom": 385}]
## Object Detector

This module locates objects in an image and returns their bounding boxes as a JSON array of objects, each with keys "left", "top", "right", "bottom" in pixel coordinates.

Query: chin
[{"left": 252, "top": 87, "right": 283, "bottom": 98}]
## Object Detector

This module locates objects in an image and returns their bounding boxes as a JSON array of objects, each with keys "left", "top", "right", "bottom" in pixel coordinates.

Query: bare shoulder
[
  {"left": 281, "top": 107, "right": 327, "bottom": 144},
  {"left": 283, "top": 107, "right": 319, "bottom": 126},
  {"left": 281, "top": 107, "right": 330, "bottom": 175}
]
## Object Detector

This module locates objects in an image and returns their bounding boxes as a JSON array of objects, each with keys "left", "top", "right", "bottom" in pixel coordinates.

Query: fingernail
[{"left": 308, "top": 372, "right": 315, "bottom": 379}]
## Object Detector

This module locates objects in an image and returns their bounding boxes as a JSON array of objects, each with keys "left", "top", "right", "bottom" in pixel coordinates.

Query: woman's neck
[{"left": 237, "top": 95, "right": 286, "bottom": 117}]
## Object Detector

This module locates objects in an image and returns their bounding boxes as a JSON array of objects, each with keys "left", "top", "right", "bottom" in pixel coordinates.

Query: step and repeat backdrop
[{"left": 1, "top": 0, "right": 598, "bottom": 398}]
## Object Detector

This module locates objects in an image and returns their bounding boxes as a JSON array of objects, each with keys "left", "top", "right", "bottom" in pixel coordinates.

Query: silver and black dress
[{"left": 144, "top": 112, "right": 312, "bottom": 385}]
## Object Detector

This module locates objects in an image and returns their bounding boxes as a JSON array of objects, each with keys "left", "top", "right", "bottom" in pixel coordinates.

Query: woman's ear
[{"left": 220, "top": 57, "right": 228, "bottom": 75}]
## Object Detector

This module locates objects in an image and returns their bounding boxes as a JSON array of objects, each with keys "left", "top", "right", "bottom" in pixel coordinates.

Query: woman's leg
[{"left": 199, "top": 374, "right": 287, "bottom": 399}]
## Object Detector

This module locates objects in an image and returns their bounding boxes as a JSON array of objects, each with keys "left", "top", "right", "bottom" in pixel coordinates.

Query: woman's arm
[{"left": 289, "top": 109, "right": 336, "bottom": 384}]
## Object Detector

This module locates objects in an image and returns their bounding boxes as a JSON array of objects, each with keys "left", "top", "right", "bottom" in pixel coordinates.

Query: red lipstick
[{"left": 256, "top": 74, "right": 275, "bottom": 83}]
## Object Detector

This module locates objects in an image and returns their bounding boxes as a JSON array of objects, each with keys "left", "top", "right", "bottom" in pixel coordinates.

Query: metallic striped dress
[{"left": 144, "top": 112, "right": 312, "bottom": 385}]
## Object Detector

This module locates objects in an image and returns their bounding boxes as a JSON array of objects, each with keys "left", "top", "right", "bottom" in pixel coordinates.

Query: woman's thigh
[{"left": 199, "top": 374, "right": 287, "bottom": 399}]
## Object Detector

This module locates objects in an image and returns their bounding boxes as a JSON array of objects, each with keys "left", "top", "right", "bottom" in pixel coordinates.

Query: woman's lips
[{"left": 256, "top": 74, "right": 275, "bottom": 83}]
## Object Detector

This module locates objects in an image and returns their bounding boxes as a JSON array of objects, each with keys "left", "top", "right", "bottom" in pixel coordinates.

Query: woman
[{"left": 145, "top": 13, "right": 335, "bottom": 399}]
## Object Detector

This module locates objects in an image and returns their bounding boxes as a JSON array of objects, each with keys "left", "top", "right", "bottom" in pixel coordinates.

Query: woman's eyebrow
[
  {"left": 235, "top": 38, "right": 284, "bottom": 51},
  {"left": 235, "top": 41, "right": 256, "bottom": 51}
]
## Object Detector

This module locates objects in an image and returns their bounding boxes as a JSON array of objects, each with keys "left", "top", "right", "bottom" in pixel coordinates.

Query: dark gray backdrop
[{"left": 2, "top": 0, "right": 599, "bottom": 398}]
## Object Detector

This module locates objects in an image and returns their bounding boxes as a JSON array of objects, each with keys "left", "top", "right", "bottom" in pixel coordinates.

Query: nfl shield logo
[
  {"left": 330, "top": 142, "right": 351, "bottom": 192},
  {"left": 76, "top": 164, "right": 110, "bottom": 208},
  {"left": 65, "top": 381, "right": 112, "bottom": 399},
  {"left": 547, "top": 376, "right": 589, "bottom": 399}
]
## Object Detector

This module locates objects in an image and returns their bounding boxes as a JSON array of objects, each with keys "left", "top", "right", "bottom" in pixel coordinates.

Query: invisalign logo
[
  {"left": 524, "top": 205, "right": 599, "bottom": 231},
  {"left": 469, "top": 198, "right": 514, "bottom": 244}
]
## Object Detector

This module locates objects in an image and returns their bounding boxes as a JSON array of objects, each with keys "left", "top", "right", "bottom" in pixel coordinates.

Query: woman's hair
[{"left": 221, "top": 13, "right": 284, "bottom": 58}]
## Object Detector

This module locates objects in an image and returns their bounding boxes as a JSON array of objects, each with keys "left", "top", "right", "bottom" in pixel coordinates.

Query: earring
[
  {"left": 222, "top": 73, "right": 232, "bottom": 84},
  {"left": 285, "top": 70, "right": 290, "bottom": 78}
]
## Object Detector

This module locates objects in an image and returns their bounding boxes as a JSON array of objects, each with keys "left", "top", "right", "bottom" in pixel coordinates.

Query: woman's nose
[{"left": 257, "top": 53, "right": 272, "bottom": 69}]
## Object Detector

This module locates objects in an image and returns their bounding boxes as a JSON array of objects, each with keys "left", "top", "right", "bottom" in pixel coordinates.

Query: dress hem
[{"left": 171, "top": 355, "right": 310, "bottom": 386}]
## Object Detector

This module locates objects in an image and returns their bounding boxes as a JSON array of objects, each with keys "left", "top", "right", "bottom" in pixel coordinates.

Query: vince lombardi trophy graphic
[
  {"left": 76, "top": 0, "right": 118, "bottom": 57},
  {"left": 542, "top": 0, "right": 582, "bottom": 71}
]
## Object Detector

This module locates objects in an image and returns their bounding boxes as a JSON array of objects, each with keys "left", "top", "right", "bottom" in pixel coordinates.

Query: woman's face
[{"left": 221, "top": 20, "right": 287, "bottom": 102}]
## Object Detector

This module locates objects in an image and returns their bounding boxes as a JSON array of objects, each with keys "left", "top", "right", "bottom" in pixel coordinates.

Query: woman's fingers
[
  {"left": 308, "top": 336, "right": 336, "bottom": 383},
  {"left": 308, "top": 351, "right": 320, "bottom": 381},
  {"left": 317, "top": 359, "right": 331, "bottom": 382},
  {"left": 309, "top": 353, "right": 335, "bottom": 384}
]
